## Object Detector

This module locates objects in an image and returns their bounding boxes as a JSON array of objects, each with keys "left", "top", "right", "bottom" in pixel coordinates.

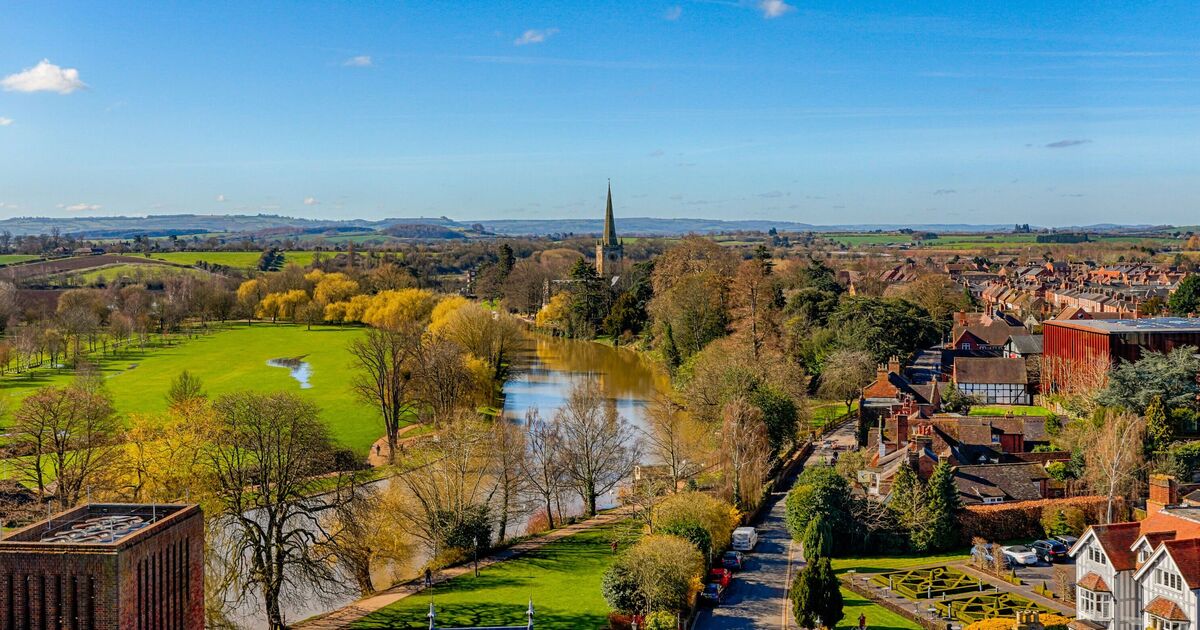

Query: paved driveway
[{"left": 696, "top": 421, "right": 857, "bottom": 629}]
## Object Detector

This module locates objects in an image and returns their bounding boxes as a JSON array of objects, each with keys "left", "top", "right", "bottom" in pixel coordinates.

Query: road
[{"left": 697, "top": 419, "right": 858, "bottom": 629}]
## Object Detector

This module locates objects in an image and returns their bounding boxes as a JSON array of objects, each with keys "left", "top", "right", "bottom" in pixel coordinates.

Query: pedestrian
[
  {"left": 424, "top": 567, "right": 433, "bottom": 588},
  {"left": 610, "top": 540, "right": 618, "bottom": 554},
  {"left": 858, "top": 612, "right": 866, "bottom": 630}
]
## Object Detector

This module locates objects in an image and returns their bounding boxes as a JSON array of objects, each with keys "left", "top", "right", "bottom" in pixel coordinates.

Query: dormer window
[
  {"left": 1088, "top": 545, "right": 1107, "bottom": 565},
  {"left": 1139, "top": 548, "right": 1151, "bottom": 564}
]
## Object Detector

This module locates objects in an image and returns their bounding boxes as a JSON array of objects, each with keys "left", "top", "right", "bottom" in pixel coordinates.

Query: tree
[
  {"left": 653, "top": 491, "right": 739, "bottom": 558},
  {"left": 521, "top": 408, "right": 565, "bottom": 529},
  {"left": 12, "top": 383, "right": 120, "bottom": 509},
  {"left": 1145, "top": 395, "right": 1173, "bottom": 456},
  {"left": 349, "top": 326, "right": 423, "bottom": 463},
  {"left": 902, "top": 273, "right": 969, "bottom": 332},
  {"left": 926, "top": 461, "right": 963, "bottom": 551},
  {"left": 488, "top": 419, "right": 529, "bottom": 542},
  {"left": 1097, "top": 348, "right": 1200, "bottom": 414},
  {"left": 643, "top": 394, "right": 706, "bottom": 492},
  {"left": 565, "top": 257, "right": 610, "bottom": 338},
  {"left": 649, "top": 236, "right": 736, "bottom": 358},
  {"left": 1084, "top": 412, "right": 1146, "bottom": 523},
  {"left": 556, "top": 379, "right": 639, "bottom": 516},
  {"left": 828, "top": 296, "right": 940, "bottom": 365},
  {"left": 604, "top": 534, "right": 704, "bottom": 615},
  {"left": 888, "top": 461, "right": 931, "bottom": 551},
  {"left": 802, "top": 513, "right": 833, "bottom": 560},
  {"left": 320, "top": 484, "right": 414, "bottom": 596},
  {"left": 790, "top": 557, "right": 843, "bottom": 629},
  {"left": 785, "top": 467, "right": 852, "bottom": 546},
  {"left": 166, "top": 370, "right": 206, "bottom": 408},
  {"left": 818, "top": 349, "right": 876, "bottom": 417},
  {"left": 941, "top": 383, "right": 979, "bottom": 415},
  {"left": 731, "top": 256, "right": 779, "bottom": 358},
  {"left": 720, "top": 396, "right": 771, "bottom": 509},
  {"left": 207, "top": 392, "right": 353, "bottom": 630},
  {"left": 1169, "top": 274, "right": 1200, "bottom": 315}
]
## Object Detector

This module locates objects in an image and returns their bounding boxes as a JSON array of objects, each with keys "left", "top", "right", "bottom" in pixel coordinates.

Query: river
[{"left": 226, "top": 333, "right": 672, "bottom": 628}]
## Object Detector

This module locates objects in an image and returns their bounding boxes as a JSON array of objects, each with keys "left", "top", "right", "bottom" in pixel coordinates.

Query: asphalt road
[{"left": 696, "top": 420, "right": 857, "bottom": 629}]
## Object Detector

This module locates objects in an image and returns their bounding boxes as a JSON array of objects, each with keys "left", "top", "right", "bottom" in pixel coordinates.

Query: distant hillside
[{"left": 0, "top": 213, "right": 1175, "bottom": 238}]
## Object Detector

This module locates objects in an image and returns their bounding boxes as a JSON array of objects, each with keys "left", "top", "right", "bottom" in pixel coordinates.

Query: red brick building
[
  {"left": 1042, "top": 317, "right": 1200, "bottom": 393},
  {"left": 0, "top": 503, "right": 203, "bottom": 630}
]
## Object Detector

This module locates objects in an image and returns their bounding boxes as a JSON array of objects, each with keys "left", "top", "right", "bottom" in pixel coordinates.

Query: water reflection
[
  {"left": 266, "top": 357, "right": 313, "bottom": 389},
  {"left": 502, "top": 335, "right": 672, "bottom": 434}
]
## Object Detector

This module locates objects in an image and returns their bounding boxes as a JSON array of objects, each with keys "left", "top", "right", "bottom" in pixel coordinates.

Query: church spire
[{"left": 602, "top": 179, "right": 618, "bottom": 247}]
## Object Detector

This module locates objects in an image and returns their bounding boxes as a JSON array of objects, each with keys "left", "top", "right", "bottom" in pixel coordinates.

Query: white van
[{"left": 731, "top": 527, "right": 758, "bottom": 552}]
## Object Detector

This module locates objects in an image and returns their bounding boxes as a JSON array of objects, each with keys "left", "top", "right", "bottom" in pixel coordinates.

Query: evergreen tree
[
  {"left": 661, "top": 322, "right": 681, "bottom": 368},
  {"left": 790, "top": 557, "right": 844, "bottom": 629},
  {"left": 1145, "top": 395, "right": 1173, "bottom": 456},
  {"left": 926, "top": 461, "right": 963, "bottom": 551},
  {"left": 801, "top": 513, "right": 833, "bottom": 560},
  {"left": 497, "top": 242, "right": 515, "bottom": 275},
  {"left": 566, "top": 258, "right": 610, "bottom": 337},
  {"left": 1169, "top": 274, "right": 1200, "bottom": 316}
]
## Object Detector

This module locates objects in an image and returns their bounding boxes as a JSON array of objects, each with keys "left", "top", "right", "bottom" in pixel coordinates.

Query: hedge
[{"left": 958, "top": 496, "right": 1124, "bottom": 543}]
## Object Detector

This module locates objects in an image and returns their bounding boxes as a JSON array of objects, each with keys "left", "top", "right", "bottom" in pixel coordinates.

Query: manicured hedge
[{"left": 958, "top": 496, "right": 1123, "bottom": 543}]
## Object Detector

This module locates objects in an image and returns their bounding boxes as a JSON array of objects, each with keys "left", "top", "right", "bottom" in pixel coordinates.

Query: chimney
[
  {"left": 887, "top": 356, "right": 901, "bottom": 375},
  {"left": 1148, "top": 474, "right": 1180, "bottom": 514}
]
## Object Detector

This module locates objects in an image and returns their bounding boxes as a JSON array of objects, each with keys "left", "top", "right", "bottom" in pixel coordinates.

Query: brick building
[
  {"left": 0, "top": 503, "right": 203, "bottom": 630},
  {"left": 1043, "top": 318, "right": 1200, "bottom": 392}
]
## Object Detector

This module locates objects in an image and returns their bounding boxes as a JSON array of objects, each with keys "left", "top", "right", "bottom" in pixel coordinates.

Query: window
[
  {"left": 1149, "top": 616, "right": 1187, "bottom": 630},
  {"left": 1088, "top": 545, "right": 1107, "bottom": 565},
  {"left": 1080, "top": 589, "right": 1113, "bottom": 619},
  {"left": 1139, "top": 547, "right": 1150, "bottom": 564},
  {"left": 1156, "top": 569, "right": 1184, "bottom": 592},
  {"left": 982, "top": 497, "right": 1005, "bottom": 505}
]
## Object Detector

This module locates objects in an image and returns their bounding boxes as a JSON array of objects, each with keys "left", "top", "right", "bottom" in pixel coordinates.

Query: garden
[
  {"left": 870, "top": 567, "right": 990, "bottom": 600},
  {"left": 933, "top": 593, "right": 1057, "bottom": 623}
]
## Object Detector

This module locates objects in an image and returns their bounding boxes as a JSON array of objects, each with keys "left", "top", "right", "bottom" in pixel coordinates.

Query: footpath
[{"left": 296, "top": 507, "right": 630, "bottom": 629}]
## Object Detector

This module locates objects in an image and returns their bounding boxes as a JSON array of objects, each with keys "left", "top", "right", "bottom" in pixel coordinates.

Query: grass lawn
[
  {"left": 838, "top": 587, "right": 920, "bottom": 630},
  {"left": 831, "top": 550, "right": 971, "bottom": 576},
  {"left": 352, "top": 520, "right": 636, "bottom": 630},
  {"left": 147, "top": 250, "right": 324, "bottom": 269},
  {"left": 969, "top": 405, "right": 1056, "bottom": 418},
  {"left": 812, "top": 401, "right": 856, "bottom": 428},
  {"left": 0, "top": 324, "right": 383, "bottom": 454}
]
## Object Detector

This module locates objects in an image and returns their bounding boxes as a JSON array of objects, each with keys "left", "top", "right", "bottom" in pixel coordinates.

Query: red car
[{"left": 709, "top": 568, "right": 732, "bottom": 588}]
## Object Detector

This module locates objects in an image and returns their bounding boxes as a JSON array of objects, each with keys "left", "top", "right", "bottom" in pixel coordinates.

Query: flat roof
[
  {"left": 1045, "top": 317, "right": 1200, "bottom": 335},
  {"left": 0, "top": 504, "right": 197, "bottom": 548}
]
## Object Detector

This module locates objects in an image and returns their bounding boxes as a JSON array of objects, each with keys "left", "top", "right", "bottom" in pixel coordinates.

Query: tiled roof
[
  {"left": 1088, "top": 522, "right": 1143, "bottom": 571},
  {"left": 1145, "top": 597, "right": 1190, "bottom": 621},
  {"left": 955, "top": 357, "right": 1029, "bottom": 385},
  {"left": 1161, "top": 538, "right": 1200, "bottom": 589},
  {"left": 1076, "top": 572, "right": 1111, "bottom": 593},
  {"left": 952, "top": 462, "right": 1049, "bottom": 503}
]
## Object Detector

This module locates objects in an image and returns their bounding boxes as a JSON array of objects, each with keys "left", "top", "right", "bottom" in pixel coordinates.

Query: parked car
[
  {"left": 971, "top": 543, "right": 1006, "bottom": 567},
  {"left": 731, "top": 527, "right": 758, "bottom": 552},
  {"left": 709, "top": 568, "right": 732, "bottom": 588},
  {"left": 1002, "top": 545, "right": 1040, "bottom": 566},
  {"left": 1031, "top": 539, "right": 1070, "bottom": 563},
  {"left": 1053, "top": 535, "right": 1079, "bottom": 549},
  {"left": 721, "top": 550, "right": 745, "bottom": 571},
  {"left": 699, "top": 582, "right": 725, "bottom": 607}
]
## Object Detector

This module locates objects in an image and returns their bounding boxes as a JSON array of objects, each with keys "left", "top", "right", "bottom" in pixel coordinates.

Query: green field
[
  {"left": 0, "top": 324, "right": 383, "bottom": 453},
  {"left": 71, "top": 263, "right": 208, "bottom": 285},
  {"left": 352, "top": 520, "right": 635, "bottom": 629},
  {"left": 0, "top": 255, "right": 39, "bottom": 265},
  {"left": 147, "top": 250, "right": 325, "bottom": 269},
  {"left": 969, "top": 405, "right": 1056, "bottom": 418}
]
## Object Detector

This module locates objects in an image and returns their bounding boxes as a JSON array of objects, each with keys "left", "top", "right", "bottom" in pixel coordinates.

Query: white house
[{"left": 952, "top": 357, "right": 1030, "bottom": 405}]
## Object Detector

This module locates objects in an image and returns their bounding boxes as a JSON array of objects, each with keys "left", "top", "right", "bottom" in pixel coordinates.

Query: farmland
[
  {"left": 147, "top": 250, "right": 326, "bottom": 269},
  {"left": 0, "top": 324, "right": 383, "bottom": 454}
]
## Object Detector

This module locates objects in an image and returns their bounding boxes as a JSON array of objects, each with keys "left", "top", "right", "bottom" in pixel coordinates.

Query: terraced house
[{"left": 1069, "top": 476, "right": 1200, "bottom": 630}]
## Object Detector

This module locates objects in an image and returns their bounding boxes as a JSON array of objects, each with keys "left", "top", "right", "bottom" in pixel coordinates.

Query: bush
[
  {"left": 644, "top": 611, "right": 678, "bottom": 630},
  {"left": 659, "top": 520, "right": 713, "bottom": 559},
  {"left": 785, "top": 467, "right": 852, "bottom": 546},
  {"left": 601, "top": 563, "right": 645, "bottom": 615},
  {"left": 603, "top": 535, "right": 704, "bottom": 616},
  {"left": 1040, "top": 506, "right": 1085, "bottom": 538},
  {"left": 654, "top": 492, "right": 739, "bottom": 553}
]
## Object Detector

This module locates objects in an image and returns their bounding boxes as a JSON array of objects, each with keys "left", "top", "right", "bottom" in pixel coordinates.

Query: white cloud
[
  {"left": 2, "top": 59, "right": 86, "bottom": 94},
  {"left": 303, "top": 197, "right": 319, "bottom": 206},
  {"left": 664, "top": 5, "right": 683, "bottom": 20},
  {"left": 59, "top": 203, "right": 102, "bottom": 212},
  {"left": 514, "top": 28, "right": 559, "bottom": 46},
  {"left": 216, "top": 194, "right": 227, "bottom": 202},
  {"left": 343, "top": 55, "right": 372, "bottom": 67},
  {"left": 0, "top": 202, "right": 18, "bottom": 210},
  {"left": 0, "top": 117, "right": 11, "bottom": 126},
  {"left": 757, "top": 0, "right": 794, "bottom": 18}
]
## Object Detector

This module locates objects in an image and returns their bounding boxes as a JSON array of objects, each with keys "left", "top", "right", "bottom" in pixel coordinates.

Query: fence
[{"left": 426, "top": 601, "right": 534, "bottom": 630}]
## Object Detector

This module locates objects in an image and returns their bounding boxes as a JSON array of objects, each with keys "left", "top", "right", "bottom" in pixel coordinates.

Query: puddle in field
[{"left": 266, "top": 356, "right": 313, "bottom": 389}]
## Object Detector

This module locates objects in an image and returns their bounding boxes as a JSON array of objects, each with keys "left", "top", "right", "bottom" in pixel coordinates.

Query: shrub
[
  {"left": 603, "top": 535, "right": 704, "bottom": 616},
  {"left": 644, "top": 611, "right": 678, "bottom": 630},
  {"left": 1040, "top": 506, "right": 1085, "bottom": 537},
  {"left": 654, "top": 491, "right": 739, "bottom": 553},
  {"left": 960, "top": 496, "right": 1116, "bottom": 543},
  {"left": 659, "top": 520, "right": 713, "bottom": 559}
]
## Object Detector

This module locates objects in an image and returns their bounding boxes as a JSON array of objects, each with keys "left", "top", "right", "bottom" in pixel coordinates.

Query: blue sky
[{"left": 1, "top": 1, "right": 1198, "bottom": 226}]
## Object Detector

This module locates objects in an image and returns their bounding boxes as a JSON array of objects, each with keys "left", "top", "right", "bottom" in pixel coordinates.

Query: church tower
[{"left": 595, "top": 181, "right": 624, "bottom": 278}]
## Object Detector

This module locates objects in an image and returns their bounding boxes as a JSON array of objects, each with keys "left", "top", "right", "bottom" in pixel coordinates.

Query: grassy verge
[
  {"left": 838, "top": 587, "right": 921, "bottom": 630},
  {"left": 969, "top": 405, "right": 1056, "bottom": 418},
  {"left": 351, "top": 520, "right": 637, "bottom": 629}
]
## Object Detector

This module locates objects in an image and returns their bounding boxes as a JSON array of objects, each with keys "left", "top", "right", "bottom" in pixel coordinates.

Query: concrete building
[{"left": 0, "top": 503, "right": 204, "bottom": 630}]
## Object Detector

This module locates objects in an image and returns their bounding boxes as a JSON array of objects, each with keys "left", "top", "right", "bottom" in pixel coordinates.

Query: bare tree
[
  {"left": 720, "top": 396, "right": 771, "bottom": 509},
  {"left": 1085, "top": 411, "right": 1146, "bottom": 523},
  {"left": 521, "top": 407, "right": 565, "bottom": 528},
  {"left": 414, "top": 337, "right": 479, "bottom": 422},
  {"left": 487, "top": 419, "right": 530, "bottom": 542},
  {"left": 556, "top": 378, "right": 639, "bottom": 516},
  {"left": 349, "top": 326, "right": 423, "bottom": 462},
  {"left": 818, "top": 348, "right": 876, "bottom": 416},
  {"left": 207, "top": 391, "right": 356, "bottom": 630},
  {"left": 642, "top": 394, "right": 706, "bottom": 492},
  {"left": 11, "top": 384, "right": 120, "bottom": 509},
  {"left": 320, "top": 486, "right": 414, "bottom": 596}
]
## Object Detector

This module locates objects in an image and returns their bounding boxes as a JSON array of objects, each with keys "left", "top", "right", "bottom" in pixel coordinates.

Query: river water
[{"left": 226, "top": 334, "right": 671, "bottom": 628}]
